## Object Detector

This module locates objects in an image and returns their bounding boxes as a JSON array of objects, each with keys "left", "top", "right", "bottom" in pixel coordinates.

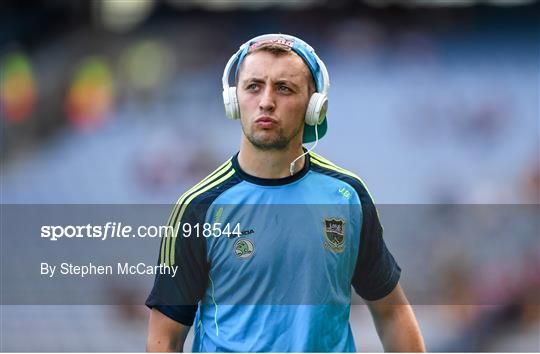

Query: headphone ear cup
[
  {"left": 223, "top": 87, "right": 240, "bottom": 120},
  {"left": 305, "top": 93, "right": 328, "bottom": 126}
]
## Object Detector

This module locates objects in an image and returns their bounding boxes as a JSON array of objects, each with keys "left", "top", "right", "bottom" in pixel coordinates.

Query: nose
[{"left": 258, "top": 86, "right": 275, "bottom": 112}]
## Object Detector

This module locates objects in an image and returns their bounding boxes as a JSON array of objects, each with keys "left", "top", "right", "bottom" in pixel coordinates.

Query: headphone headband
[{"left": 222, "top": 34, "right": 329, "bottom": 96}]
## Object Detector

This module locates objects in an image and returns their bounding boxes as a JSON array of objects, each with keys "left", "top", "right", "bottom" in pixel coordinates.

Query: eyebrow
[
  {"left": 240, "top": 78, "right": 265, "bottom": 86},
  {"left": 275, "top": 80, "right": 300, "bottom": 90},
  {"left": 241, "top": 77, "right": 300, "bottom": 89}
]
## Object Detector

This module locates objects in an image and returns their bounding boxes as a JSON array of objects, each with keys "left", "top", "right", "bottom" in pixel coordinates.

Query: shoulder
[
  {"left": 308, "top": 151, "right": 375, "bottom": 205},
  {"left": 168, "top": 158, "right": 240, "bottom": 221}
]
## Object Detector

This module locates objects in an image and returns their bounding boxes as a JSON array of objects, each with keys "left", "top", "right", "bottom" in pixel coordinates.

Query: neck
[{"left": 238, "top": 138, "right": 305, "bottom": 179}]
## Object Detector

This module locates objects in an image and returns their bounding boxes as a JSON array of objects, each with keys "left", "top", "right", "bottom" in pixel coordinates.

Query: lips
[
  {"left": 255, "top": 116, "right": 277, "bottom": 128},
  {"left": 255, "top": 116, "right": 277, "bottom": 123}
]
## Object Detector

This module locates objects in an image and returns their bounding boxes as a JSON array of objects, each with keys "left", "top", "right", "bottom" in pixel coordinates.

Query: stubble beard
[{"left": 242, "top": 121, "right": 303, "bottom": 151}]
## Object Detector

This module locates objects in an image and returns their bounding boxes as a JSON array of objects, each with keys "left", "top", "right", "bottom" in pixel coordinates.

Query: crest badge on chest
[{"left": 323, "top": 218, "right": 345, "bottom": 253}]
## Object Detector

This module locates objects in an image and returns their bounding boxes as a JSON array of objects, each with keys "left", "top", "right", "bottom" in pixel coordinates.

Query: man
[{"left": 146, "top": 34, "right": 425, "bottom": 352}]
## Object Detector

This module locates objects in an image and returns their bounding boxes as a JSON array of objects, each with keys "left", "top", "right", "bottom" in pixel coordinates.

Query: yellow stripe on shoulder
[
  {"left": 160, "top": 158, "right": 232, "bottom": 265},
  {"left": 309, "top": 152, "right": 375, "bottom": 202},
  {"left": 167, "top": 159, "right": 232, "bottom": 224},
  {"left": 168, "top": 167, "right": 236, "bottom": 265}
]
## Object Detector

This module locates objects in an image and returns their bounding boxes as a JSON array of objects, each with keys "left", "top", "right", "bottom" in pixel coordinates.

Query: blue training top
[{"left": 146, "top": 151, "right": 401, "bottom": 352}]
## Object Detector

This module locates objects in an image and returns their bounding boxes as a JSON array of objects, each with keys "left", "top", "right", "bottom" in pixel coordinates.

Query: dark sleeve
[
  {"left": 352, "top": 196, "right": 401, "bottom": 301},
  {"left": 145, "top": 203, "right": 210, "bottom": 326}
]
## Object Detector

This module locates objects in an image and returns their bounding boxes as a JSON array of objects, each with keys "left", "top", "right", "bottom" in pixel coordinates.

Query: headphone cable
[{"left": 290, "top": 124, "right": 318, "bottom": 176}]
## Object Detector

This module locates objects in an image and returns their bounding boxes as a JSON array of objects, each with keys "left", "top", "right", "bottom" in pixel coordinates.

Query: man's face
[{"left": 236, "top": 50, "right": 311, "bottom": 151}]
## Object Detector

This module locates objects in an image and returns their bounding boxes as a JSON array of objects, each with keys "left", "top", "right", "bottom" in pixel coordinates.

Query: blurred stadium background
[{"left": 1, "top": 0, "right": 539, "bottom": 352}]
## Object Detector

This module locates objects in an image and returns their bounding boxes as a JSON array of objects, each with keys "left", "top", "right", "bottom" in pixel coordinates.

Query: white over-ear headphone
[{"left": 222, "top": 34, "right": 330, "bottom": 127}]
